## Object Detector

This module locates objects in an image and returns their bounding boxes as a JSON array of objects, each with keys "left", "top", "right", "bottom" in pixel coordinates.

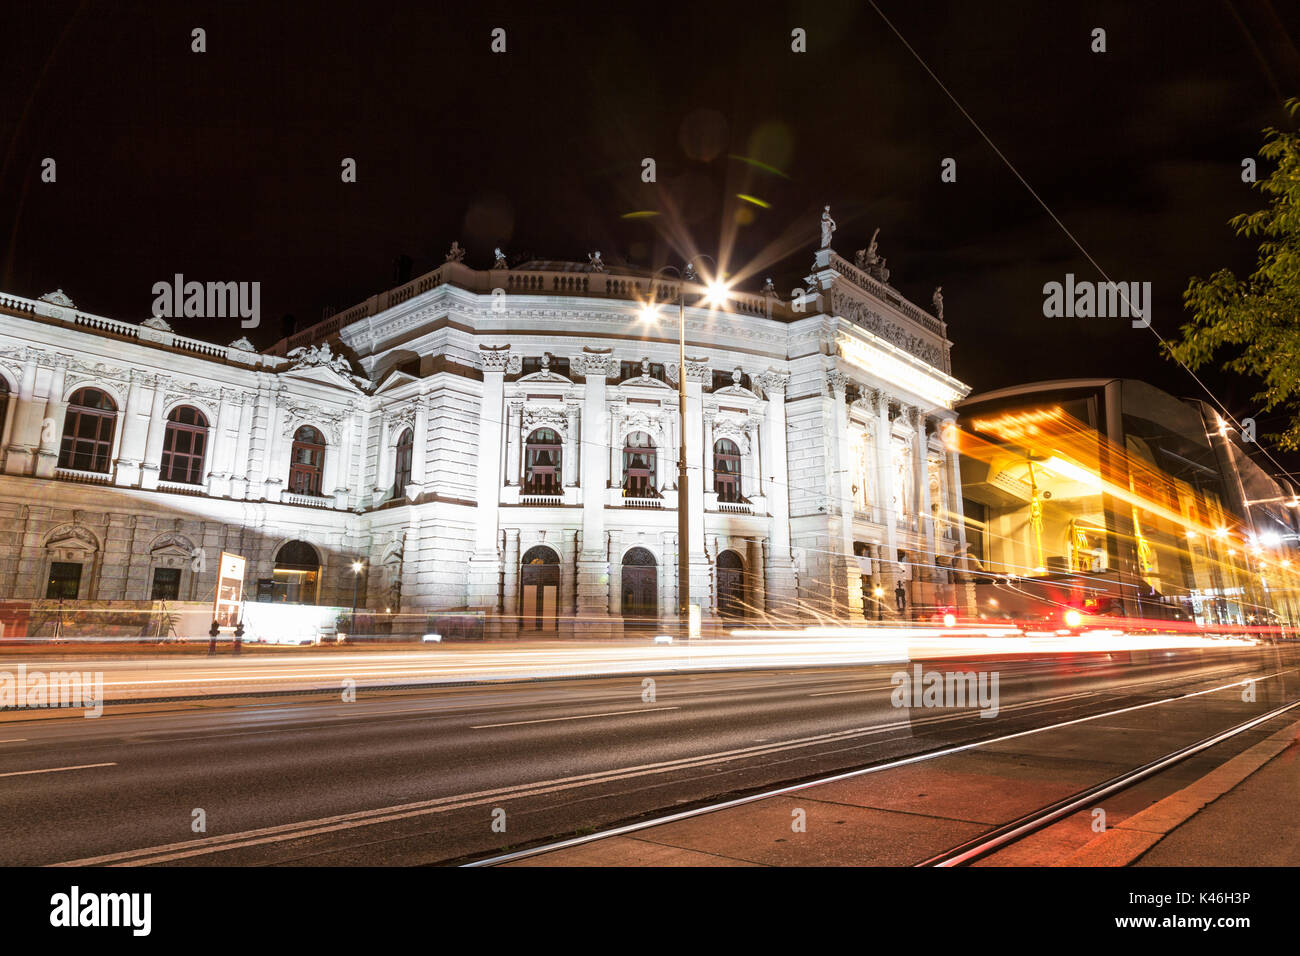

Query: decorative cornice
[{"left": 831, "top": 287, "right": 946, "bottom": 370}]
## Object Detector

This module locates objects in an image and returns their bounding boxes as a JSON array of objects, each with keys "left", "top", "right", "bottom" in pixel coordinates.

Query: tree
[{"left": 1166, "top": 98, "right": 1300, "bottom": 447}]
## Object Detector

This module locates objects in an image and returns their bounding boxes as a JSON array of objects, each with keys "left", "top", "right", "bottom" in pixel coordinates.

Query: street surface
[{"left": 1, "top": 643, "right": 1293, "bottom": 866}]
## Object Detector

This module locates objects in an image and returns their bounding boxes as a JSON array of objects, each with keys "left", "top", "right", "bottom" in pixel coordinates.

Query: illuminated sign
[{"left": 213, "top": 551, "right": 246, "bottom": 628}]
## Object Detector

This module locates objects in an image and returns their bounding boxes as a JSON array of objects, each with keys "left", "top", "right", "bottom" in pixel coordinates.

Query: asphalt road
[{"left": 0, "top": 645, "right": 1295, "bottom": 866}]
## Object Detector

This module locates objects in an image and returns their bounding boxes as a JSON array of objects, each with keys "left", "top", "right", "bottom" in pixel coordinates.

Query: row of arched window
[
  {"left": 40, "top": 388, "right": 746, "bottom": 500},
  {"left": 59, "top": 387, "right": 211, "bottom": 483}
]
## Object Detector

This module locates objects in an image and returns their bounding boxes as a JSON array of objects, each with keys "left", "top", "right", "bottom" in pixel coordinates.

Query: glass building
[{"left": 957, "top": 379, "right": 1300, "bottom": 628}]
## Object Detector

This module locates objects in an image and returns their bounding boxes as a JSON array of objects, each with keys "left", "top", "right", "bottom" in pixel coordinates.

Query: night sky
[{"left": 3, "top": 1, "right": 1299, "bottom": 464}]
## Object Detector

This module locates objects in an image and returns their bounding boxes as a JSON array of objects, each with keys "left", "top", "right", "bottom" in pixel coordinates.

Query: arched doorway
[
  {"left": 717, "top": 549, "right": 746, "bottom": 618},
  {"left": 621, "top": 547, "right": 657, "bottom": 626},
  {"left": 520, "top": 545, "right": 560, "bottom": 631},
  {"left": 273, "top": 540, "right": 320, "bottom": 604}
]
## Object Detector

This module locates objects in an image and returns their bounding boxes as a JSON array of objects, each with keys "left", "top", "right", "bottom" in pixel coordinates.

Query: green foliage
[{"left": 1166, "top": 98, "right": 1300, "bottom": 447}]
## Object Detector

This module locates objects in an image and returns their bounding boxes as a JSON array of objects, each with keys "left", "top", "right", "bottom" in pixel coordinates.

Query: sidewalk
[{"left": 504, "top": 715, "right": 1300, "bottom": 867}]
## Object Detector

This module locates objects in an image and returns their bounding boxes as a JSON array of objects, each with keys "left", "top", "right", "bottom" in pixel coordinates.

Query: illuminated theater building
[
  {"left": 957, "top": 379, "right": 1300, "bottom": 627},
  {"left": 0, "top": 234, "right": 970, "bottom": 637}
]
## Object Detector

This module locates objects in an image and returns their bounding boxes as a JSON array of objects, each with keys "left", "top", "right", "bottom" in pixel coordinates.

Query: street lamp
[
  {"left": 640, "top": 258, "right": 732, "bottom": 634},
  {"left": 873, "top": 585, "right": 884, "bottom": 621},
  {"left": 350, "top": 560, "right": 364, "bottom": 638}
]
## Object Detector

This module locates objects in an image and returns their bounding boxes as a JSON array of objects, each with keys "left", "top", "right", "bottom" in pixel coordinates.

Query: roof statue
[
  {"left": 932, "top": 286, "right": 944, "bottom": 320},
  {"left": 285, "top": 341, "right": 370, "bottom": 390},
  {"left": 445, "top": 241, "right": 466, "bottom": 263},
  {"left": 819, "top": 205, "right": 837, "bottom": 249},
  {"left": 588, "top": 251, "right": 605, "bottom": 272},
  {"left": 39, "top": 289, "right": 76, "bottom": 308}
]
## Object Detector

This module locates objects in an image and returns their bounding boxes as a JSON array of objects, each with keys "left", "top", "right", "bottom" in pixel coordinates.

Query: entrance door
[
  {"left": 621, "top": 547, "right": 657, "bottom": 627},
  {"left": 520, "top": 546, "right": 560, "bottom": 631},
  {"left": 717, "top": 550, "right": 745, "bottom": 618}
]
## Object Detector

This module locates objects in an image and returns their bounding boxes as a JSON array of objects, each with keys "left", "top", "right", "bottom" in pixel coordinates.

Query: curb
[{"left": 1056, "top": 713, "right": 1300, "bottom": 866}]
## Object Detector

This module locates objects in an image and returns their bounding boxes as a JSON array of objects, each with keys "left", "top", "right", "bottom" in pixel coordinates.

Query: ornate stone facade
[{"left": 0, "top": 237, "right": 971, "bottom": 633}]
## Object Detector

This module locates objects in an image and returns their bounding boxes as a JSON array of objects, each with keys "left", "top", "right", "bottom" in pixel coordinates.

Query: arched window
[
  {"left": 273, "top": 540, "right": 320, "bottom": 604},
  {"left": 289, "top": 425, "right": 326, "bottom": 495},
  {"left": 58, "top": 387, "right": 117, "bottom": 473},
  {"left": 160, "top": 406, "right": 209, "bottom": 484},
  {"left": 524, "top": 428, "right": 562, "bottom": 494},
  {"left": 622, "top": 431, "right": 657, "bottom": 497},
  {"left": 713, "top": 438, "right": 742, "bottom": 503},
  {"left": 392, "top": 428, "right": 413, "bottom": 497}
]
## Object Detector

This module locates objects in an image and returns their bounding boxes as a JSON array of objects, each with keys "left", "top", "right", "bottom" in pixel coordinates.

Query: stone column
[
  {"left": 502, "top": 528, "right": 520, "bottom": 624},
  {"left": 608, "top": 403, "right": 621, "bottom": 491},
  {"left": 703, "top": 411, "right": 716, "bottom": 495},
  {"left": 4, "top": 356, "right": 39, "bottom": 475},
  {"left": 33, "top": 357, "right": 68, "bottom": 479},
  {"left": 136, "top": 376, "right": 169, "bottom": 490},
  {"left": 505, "top": 400, "right": 523, "bottom": 487},
  {"left": 827, "top": 369, "right": 859, "bottom": 617},
  {"left": 467, "top": 346, "right": 514, "bottom": 610},
  {"left": 564, "top": 401, "right": 580, "bottom": 486},
  {"left": 911, "top": 408, "right": 933, "bottom": 612},
  {"left": 946, "top": 425, "right": 975, "bottom": 614},
  {"left": 332, "top": 412, "right": 354, "bottom": 508},
  {"left": 574, "top": 350, "right": 618, "bottom": 635},
  {"left": 206, "top": 388, "right": 240, "bottom": 498},
  {"left": 746, "top": 537, "right": 766, "bottom": 619},
  {"left": 257, "top": 385, "right": 284, "bottom": 500},
  {"left": 561, "top": 529, "right": 578, "bottom": 628},
  {"left": 757, "top": 370, "right": 795, "bottom": 611},
  {"left": 409, "top": 398, "right": 428, "bottom": 497},
  {"left": 741, "top": 424, "right": 759, "bottom": 503},
  {"left": 352, "top": 407, "right": 372, "bottom": 504},
  {"left": 321, "top": 417, "right": 343, "bottom": 504},
  {"left": 684, "top": 359, "right": 711, "bottom": 616},
  {"left": 874, "top": 390, "right": 900, "bottom": 617},
  {"left": 115, "top": 370, "right": 156, "bottom": 488},
  {"left": 230, "top": 392, "right": 255, "bottom": 499},
  {"left": 374, "top": 414, "right": 393, "bottom": 501}
]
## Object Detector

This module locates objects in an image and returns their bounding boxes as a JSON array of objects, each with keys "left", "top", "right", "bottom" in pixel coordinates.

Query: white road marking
[
  {"left": 471, "top": 707, "right": 678, "bottom": 729},
  {"left": 0, "top": 762, "right": 115, "bottom": 778}
]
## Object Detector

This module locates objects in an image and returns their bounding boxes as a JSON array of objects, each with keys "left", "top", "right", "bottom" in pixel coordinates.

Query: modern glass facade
[{"left": 958, "top": 379, "right": 1300, "bottom": 628}]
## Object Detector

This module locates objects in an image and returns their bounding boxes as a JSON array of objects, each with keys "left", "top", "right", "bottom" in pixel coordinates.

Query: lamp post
[
  {"left": 350, "top": 560, "right": 364, "bottom": 638},
  {"left": 873, "top": 585, "right": 884, "bottom": 621},
  {"left": 641, "top": 259, "right": 731, "bottom": 635}
]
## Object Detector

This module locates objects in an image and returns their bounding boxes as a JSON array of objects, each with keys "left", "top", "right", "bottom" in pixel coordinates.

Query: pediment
[
  {"left": 712, "top": 384, "right": 760, "bottom": 400},
  {"left": 374, "top": 370, "right": 420, "bottom": 394},
  {"left": 619, "top": 375, "right": 673, "bottom": 391},
  {"left": 518, "top": 371, "right": 573, "bottom": 384},
  {"left": 280, "top": 363, "right": 367, "bottom": 393}
]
